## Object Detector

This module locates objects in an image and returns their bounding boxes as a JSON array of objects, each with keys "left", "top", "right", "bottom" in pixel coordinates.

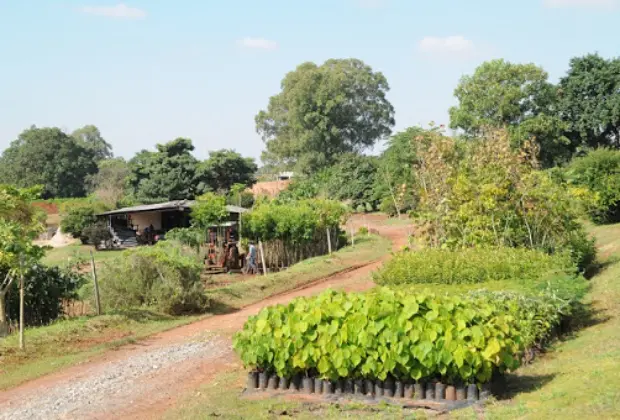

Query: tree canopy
[
  {"left": 0, "top": 126, "right": 98, "bottom": 198},
  {"left": 71, "top": 125, "right": 113, "bottom": 162},
  {"left": 198, "top": 149, "right": 257, "bottom": 193},
  {"left": 86, "top": 157, "right": 130, "bottom": 207},
  {"left": 256, "top": 58, "right": 395, "bottom": 174},
  {"left": 449, "top": 59, "right": 569, "bottom": 167}
]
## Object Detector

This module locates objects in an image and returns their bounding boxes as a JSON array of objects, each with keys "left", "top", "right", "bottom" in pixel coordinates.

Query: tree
[
  {"left": 191, "top": 193, "right": 228, "bottom": 231},
  {"left": 325, "top": 154, "right": 379, "bottom": 212},
  {"left": 557, "top": 53, "right": 620, "bottom": 152},
  {"left": 256, "top": 58, "right": 395, "bottom": 174},
  {"left": 60, "top": 201, "right": 108, "bottom": 243},
  {"left": 198, "top": 149, "right": 258, "bottom": 193},
  {"left": 0, "top": 126, "right": 98, "bottom": 198},
  {"left": 0, "top": 185, "right": 45, "bottom": 335},
  {"left": 127, "top": 138, "right": 200, "bottom": 203},
  {"left": 86, "top": 158, "right": 130, "bottom": 207},
  {"left": 71, "top": 125, "right": 113, "bottom": 162},
  {"left": 449, "top": 59, "right": 569, "bottom": 167}
]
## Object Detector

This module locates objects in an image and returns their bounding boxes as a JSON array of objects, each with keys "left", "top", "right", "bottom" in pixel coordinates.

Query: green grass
[
  {"left": 0, "top": 310, "right": 203, "bottom": 390},
  {"left": 206, "top": 234, "right": 391, "bottom": 312},
  {"left": 43, "top": 244, "right": 124, "bottom": 267}
]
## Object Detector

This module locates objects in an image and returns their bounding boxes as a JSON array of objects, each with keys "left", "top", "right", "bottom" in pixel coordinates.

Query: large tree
[
  {"left": 86, "top": 158, "right": 130, "bottom": 207},
  {"left": 71, "top": 125, "right": 113, "bottom": 162},
  {"left": 449, "top": 59, "right": 569, "bottom": 167},
  {"left": 256, "top": 58, "right": 395, "bottom": 174},
  {"left": 198, "top": 149, "right": 257, "bottom": 193},
  {"left": 0, "top": 126, "right": 98, "bottom": 198},
  {"left": 127, "top": 138, "right": 200, "bottom": 203},
  {"left": 557, "top": 53, "right": 620, "bottom": 151}
]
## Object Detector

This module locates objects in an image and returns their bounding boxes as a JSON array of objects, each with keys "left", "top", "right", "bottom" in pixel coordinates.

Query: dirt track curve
[{"left": 0, "top": 215, "right": 410, "bottom": 420}]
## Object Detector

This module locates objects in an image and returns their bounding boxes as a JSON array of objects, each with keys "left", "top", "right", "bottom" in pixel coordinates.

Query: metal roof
[{"left": 97, "top": 200, "right": 248, "bottom": 216}]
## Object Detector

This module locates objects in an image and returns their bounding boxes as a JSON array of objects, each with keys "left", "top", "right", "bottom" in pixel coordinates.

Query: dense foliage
[
  {"left": 234, "top": 288, "right": 564, "bottom": 384},
  {"left": 373, "top": 248, "right": 573, "bottom": 286},
  {"left": 97, "top": 241, "right": 208, "bottom": 315},
  {"left": 564, "top": 149, "right": 620, "bottom": 224},
  {"left": 256, "top": 58, "right": 395, "bottom": 174},
  {"left": 60, "top": 201, "right": 108, "bottom": 244},
  {"left": 198, "top": 149, "right": 258, "bottom": 193},
  {"left": 414, "top": 129, "right": 595, "bottom": 270},
  {"left": 86, "top": 157, "right": 131, "bottom": 208},
  {"left": 0, "top": 126, "right": 98, "bottom": 198},
  {"left": 4, "top": 264, "right": 85, "bottom": 326},
  {"left": 241, "top": 199, "right": 348, "bottom": 267}
]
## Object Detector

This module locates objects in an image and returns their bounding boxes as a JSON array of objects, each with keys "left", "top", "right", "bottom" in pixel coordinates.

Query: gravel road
[{"left": 0, "top": 335, "right": 228, "bottom": 420}]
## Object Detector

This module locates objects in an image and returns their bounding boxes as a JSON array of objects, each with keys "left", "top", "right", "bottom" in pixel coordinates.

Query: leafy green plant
[
  {"left": 60, "top": 200, "right": 108, "bottom": 243},
  {"left": 373, "top": 247, "right": 574, "bottom": 286},
  {"left": 233, "top": 288, "right": 558, "bottom": 384}
]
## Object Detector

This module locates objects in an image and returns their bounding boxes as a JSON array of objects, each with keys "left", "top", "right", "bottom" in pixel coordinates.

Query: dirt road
[{"left": 0, "top": 215, "right": 410, "bottom": 420}]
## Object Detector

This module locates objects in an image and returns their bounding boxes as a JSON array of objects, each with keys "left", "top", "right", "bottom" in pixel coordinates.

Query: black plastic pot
[
  {"left": 289, "top": 374, "right": 301, "bottom": 391},
  {"left": 344, "top": 379, "right": 354, "bottom": 394},
  {"left": 467, "top": 384, "right": 478, "bottom": 401},
  {"left": 278, "top": 377, "right": 289, "bottom": 391},
  {"left": 414, "top": 383, "right": 424, "bottom": 400},
  {"left": 334, "top": 379, "right": 345, "bottom": 395},
  {"left": 365, "top": 379, "right": 374, "bottom": 397},
  {"left": 435, "top": 382, "right": 446, "bottom": 400},
  {"left": 258, "top": 372, "right": 269, "bottom": 389},
  {"left": 267, "top": 374, "right": 279, "bottom": 390},
  {"left": 404, "top": 383, "right": 414, "bottom": 399},
  {"left": 456, "top": 385, "right": 467, "bottom": 401},
  {"left": 425, "top": 382, "right": 436, "bottom": 400},
  {"left": 303, "top": 377, "right": 314, "bottom": 394},
  {"left": 374, "top": 381, "right": 384, "bottom": 397},
  {"left": 384, "top": 377, "right": 395, "bottom": 397},
  {"left": 479, "top": 383, "right": 492, "bottom": 400},
  {"left": 394, "top": 381, "right": 404, "bottom": 398},
  {"left": 323, "top": 380, "right": 334, "bottom": 394},
  {"left": 314, "top": 378, "right": 324, "bottom": 394},
  {"left": 247, "top": 372, "right": 259, "bottom": 390},
  {"left": 354, "top": 379, "right": 365, "bottom": 396}
]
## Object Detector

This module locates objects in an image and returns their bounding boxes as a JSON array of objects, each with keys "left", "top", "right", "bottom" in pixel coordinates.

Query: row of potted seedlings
[{"left": 247, "top": 372, "right": 491, "bottom": 402}]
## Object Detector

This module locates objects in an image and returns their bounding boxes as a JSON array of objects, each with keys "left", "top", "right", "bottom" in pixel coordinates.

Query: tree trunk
[{"left": 0, "top": 291, "right": 8, "bottom": 337}]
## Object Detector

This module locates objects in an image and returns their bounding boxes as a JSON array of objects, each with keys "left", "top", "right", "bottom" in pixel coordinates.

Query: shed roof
[{"left": 97, "top": 200, "right": 248, "bottom": 217}]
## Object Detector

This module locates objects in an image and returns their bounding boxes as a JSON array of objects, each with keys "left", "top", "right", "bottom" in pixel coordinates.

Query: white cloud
[
  {"left": 418, "top": 36, "right": 476, "bottom": 56},
  {"left": 237, "top": 37, "right": 278, "bottom": 51},
  {"left": 543, "top": 0, "right": 619, "bottom": 9},
  {"left": 80, "top": 4, "right": 147, "bottom": 19}
]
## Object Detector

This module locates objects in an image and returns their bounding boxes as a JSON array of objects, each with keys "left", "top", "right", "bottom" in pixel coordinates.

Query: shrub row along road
[{"left": 0, "top": 215, "right": 410, "bottom": 420}]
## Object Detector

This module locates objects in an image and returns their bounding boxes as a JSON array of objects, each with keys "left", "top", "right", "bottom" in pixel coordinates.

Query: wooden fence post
[
  {"left": 19, "top": 258, "right": 25, "bottom": 350},
  {"left": 258, "top": 240, "right": 268, "bottom": 276},
  {"left": 90, "top": 251, "right": 102, "bottom": 316},
  {"left": 326, "top": 228, "right": 332, "bottom": 254}
]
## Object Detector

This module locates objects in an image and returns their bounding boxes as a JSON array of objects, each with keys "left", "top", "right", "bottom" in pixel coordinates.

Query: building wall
[{"left": 129, "top": 211, "right": 162, "bottom": 231}]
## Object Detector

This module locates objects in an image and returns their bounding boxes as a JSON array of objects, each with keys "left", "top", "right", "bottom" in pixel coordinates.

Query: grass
[
  {"left": 0, "top": 310, "right": 203, "bottom": 390},
  {"left": 205, "top": 234, "right": 391, "bottom": 312},
  {"left": 163, "top": 223, "right": 620, "bottom": 420},
  {"left": 43, "top": 244, "right": 124, "bottom": 267}
]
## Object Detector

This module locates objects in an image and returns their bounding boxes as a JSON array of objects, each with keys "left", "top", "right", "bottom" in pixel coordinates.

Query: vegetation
[
  {"left": 96, "top": 241, "right": 208, "bottom": 315},
  {"left": 241, "top": 199, "right": 348, "bottom": 268},
  {"left": 86, "top": 157, "right": 131, "bottom": 208},
  {"left": 373, "top": 247, "right": 573, "bottom": 286},
  {"left": 234, "top": 288, "right": 566, "bottom": 384},
  {"left": 60, "top": 200, "right": 108, "bottom": 243},
  {"left": 198, "top": 149, "right": 258, "bottom": 193},
  {"left": 256, "top": 58, "right": 395, "bottom": 174}
]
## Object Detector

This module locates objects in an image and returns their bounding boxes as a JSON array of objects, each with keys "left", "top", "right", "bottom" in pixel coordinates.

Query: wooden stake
[
  {"left": 258, "top": 240, "right": 268, "bottom": 276},
  {"left": 326, "top": 228, "right": 332, "bottom": 254},
  {"left": 90, "top": 251, "right": 102, "bottom": 316},
  {"left": 19, "top": 258, "right": 24, "bottom": 350}
]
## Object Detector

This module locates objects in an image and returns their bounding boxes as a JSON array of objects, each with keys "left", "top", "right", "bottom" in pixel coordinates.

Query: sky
[{"left": 1, "top": 0, "right": 619, "bottom": 163}]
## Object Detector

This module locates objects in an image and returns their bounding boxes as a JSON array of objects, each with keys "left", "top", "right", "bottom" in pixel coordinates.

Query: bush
[
  {"left": 4, "top": 264, "right": 85, "bottom": 326},
  {"left": 233, "top": 288, "right": 561, "bottom": 384},
  {"left": 564, "top": 148, "right": 620, "bottom": 224},
  {"left": 97, "top": 241, "right": 208, "bottom": 315},
  {"left": 373, "top": 247, "right": 574, "bottom": 286},
  {"left": 60, "top": 201, "right": 108, "bottom": 243},
  {"left": 81, "top": 221, "right": 112, "bottom": 248}
]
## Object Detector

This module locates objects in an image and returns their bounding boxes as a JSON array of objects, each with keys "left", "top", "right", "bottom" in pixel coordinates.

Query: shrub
[
  {"left": 564, "top": 148, "right": 620, "bottom": 224},
  {"left": 4, "top": 264, "right": 85, "bottom": 326},
  {"left": 373, "top": 247, "right": 574, "bottom": 286},
  {"left": 81, "top": 221, "right": 112, "bottom": 248},
  {"left": 414, "top": 130, "right": 595, "bottom": 270},
  {"left": 234, "top": 288, "right": 560, "bottom": 384},
  {"left": 166, "top": 227, "right": 203, "bottom": 252},
  {"left": 97, "top": 241, "right": 208, "bottom": 315},
  {"left": 60, "top": 201, "right": 108, "bottom": 243}
]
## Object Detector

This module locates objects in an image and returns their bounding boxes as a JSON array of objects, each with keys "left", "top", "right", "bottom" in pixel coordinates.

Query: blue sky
[{"left": 1, "top": 0, "right": 619, "bottom": 163}]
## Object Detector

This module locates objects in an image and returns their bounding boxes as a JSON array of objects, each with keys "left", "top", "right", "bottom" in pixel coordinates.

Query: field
[
  {"left": 162, "top": 223, "right": 620, "bottom": 419},
  {"left": 43, "top": 244, "right": 124, "bottom": 267}
]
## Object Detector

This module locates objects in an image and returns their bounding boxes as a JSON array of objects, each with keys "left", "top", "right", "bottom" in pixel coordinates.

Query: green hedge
[
  {"left": 372, "top": 247, "right": 574, "bottom": 286},
  {"left": 233, "top": 288, "right": 566, "bottom": 384}
]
